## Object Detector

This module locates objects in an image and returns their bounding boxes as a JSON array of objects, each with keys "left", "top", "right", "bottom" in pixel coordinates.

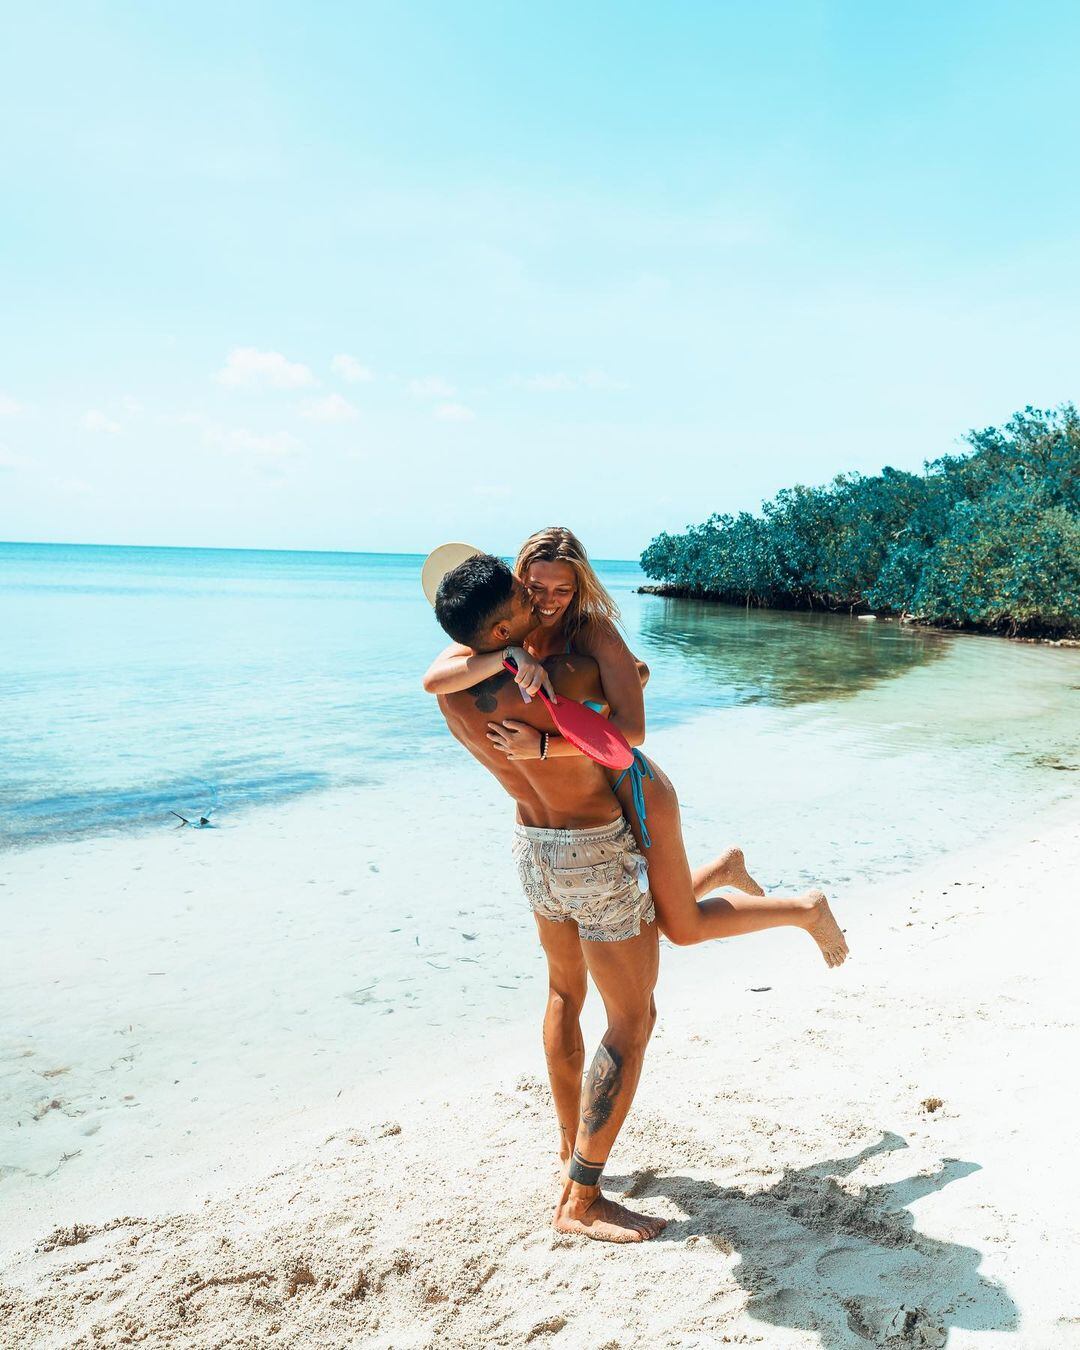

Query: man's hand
[
  {"left": 486, "top": 719, "right": 543, "bottom": 760},
  {"left": 505, "top": 647, "right": 557, "bottom": 703}
]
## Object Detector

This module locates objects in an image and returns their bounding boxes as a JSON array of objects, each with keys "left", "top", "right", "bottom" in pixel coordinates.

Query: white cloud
[
  {"left": 435, "top": 402, "right": 475, "bottom": 423},
  {"left": 217, "top": 347, "right": 317, "bottom": 389},
  {"left": 513, "top": 373, "right": 576, "bottom": 392},
  {"left": 56, "top": 476, "right": 93, "bottom": 496},
  {"left": 301, "top": 393, "right": 359, "bottom": 423},
  {"left": 581, "top": 370, "right": 629, "bottom": 391},
  {"left": 121, "top": 395, "right": 143, "bottom": 416},
  {"left": 215, "top": 427, "right": 299, "bottom": 458},
  {"left": 0, "top": 392, "right": 23, "bottom": 416},
  {"left": 331, "top": 354, "right": 374, "bottom": 384},
  {"left": 188, "top": 416, "right": 300, "bottom": 460},
  {"left": 82, "top": 409, "right": 121, "bottom": 433},
  {"left": 512, "top": 371, "right": 628, "bottom": 392},
  {"left": 409, "top": 376, "right": 456, "bottom": 399},
  {"left": 0, "top": 446, "right": 27, "bottom": 469}
]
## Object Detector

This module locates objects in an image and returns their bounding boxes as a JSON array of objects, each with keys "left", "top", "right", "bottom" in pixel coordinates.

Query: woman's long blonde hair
[{"left": 515, "top": 526, "right": 621, "bottom": 645}]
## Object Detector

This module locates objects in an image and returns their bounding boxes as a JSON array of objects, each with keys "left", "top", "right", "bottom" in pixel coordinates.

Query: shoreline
[
  {"left": 4, "top": 613, "right": 1077, "bottom": 864},
  {"left": 637, "top": 585, "right": 1080, "bottom": 646},
  {"left": 2, "top": 802, "right": 1077, "bottom": 1345}
]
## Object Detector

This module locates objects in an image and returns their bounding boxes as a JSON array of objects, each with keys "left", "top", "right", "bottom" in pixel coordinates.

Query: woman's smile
[{"left": 524, "top": 561, "right": 577, "bottom": 627}]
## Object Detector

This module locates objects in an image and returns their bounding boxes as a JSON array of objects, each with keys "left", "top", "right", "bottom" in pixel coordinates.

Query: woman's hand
[
  {"left": 486, "top": 719, "right": 543, "bottom": 760},
  {"left": 505, "top": 647, "right": 557, "bottom": 703}
]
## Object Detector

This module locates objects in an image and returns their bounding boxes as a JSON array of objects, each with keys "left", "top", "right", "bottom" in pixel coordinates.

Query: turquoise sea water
[{"left": 1, "top": 541, "right": 1078, "bottom": 850}]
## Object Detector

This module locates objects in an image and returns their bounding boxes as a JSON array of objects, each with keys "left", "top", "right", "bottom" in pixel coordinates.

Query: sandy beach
[{"left": 2, "top": 703, "right": 1078, "bottom": 1348}]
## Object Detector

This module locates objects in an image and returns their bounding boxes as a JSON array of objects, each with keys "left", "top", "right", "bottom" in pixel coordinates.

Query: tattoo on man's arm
[{"left": 580, "top": 1043, "right": 623, "bottom": 1135}]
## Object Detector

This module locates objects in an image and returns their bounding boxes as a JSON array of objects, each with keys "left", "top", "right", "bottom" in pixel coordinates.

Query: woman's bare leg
[
  {"left": 691, "top": 846, "right": 764, "bottom": 899},
  {"left": 614, "top": 759, "right": 848, "bottom": 966},
  {"left": 683, "top": 887, "right": 849, "bottom": 966}
]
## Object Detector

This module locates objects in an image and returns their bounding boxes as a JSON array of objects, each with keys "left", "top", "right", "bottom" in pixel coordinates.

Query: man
[{"left": 430, "top": 552, "right": 667, "bottom": 1243}]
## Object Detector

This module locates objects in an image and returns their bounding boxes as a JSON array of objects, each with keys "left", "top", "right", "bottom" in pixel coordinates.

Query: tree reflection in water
[{"left": 633, "top": 598, "right": 951, "bottom": 722}]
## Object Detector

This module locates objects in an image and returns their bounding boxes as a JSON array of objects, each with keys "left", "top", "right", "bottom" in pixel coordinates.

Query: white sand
[{"left": 2, "top": 721, "right": 1079, "bottom": 1346}]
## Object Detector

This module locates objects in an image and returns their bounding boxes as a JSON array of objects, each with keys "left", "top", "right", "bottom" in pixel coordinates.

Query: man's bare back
[{"left": 438, "top": 653, "right": 619, "bottom": 829}]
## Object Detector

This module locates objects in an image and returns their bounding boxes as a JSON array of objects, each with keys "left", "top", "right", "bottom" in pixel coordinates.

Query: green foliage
[{"left": 640, "top": 405, "right": 1080, "bottom": 638}]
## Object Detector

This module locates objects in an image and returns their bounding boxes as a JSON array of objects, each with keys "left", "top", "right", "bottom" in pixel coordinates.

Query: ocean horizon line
[{"left": 0, "top": 539, "right": 642, "bottom": 566}]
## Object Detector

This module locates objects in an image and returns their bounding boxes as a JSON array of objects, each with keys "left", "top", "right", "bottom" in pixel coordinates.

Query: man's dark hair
[{"left": 435, "top": 553, "right": 516, "bottom": 647}]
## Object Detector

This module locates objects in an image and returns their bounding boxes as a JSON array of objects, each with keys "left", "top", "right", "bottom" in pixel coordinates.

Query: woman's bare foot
[
  {"left": 696, "top": 845, "right": 765, "bottom": 898},
  {"left": 554, "top": 1184, "right": 667, "bottom": 1243},
  {"left": 801, "top": 889, "right": 849, "bottom": 967}
]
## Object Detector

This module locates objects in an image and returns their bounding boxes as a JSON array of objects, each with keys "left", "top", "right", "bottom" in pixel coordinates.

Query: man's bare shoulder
[{"left": 440, "top": 667, "right": 516, "bottom": 717}]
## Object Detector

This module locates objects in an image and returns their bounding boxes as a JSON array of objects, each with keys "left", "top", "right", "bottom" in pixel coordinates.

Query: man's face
[{"left": 477, "top": 581, "right": 535, "bottom": 651}]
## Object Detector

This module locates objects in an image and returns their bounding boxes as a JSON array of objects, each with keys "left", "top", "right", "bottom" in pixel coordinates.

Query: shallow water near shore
[{"left": 1, "top": 541, "right": 1077, "bottom": 850}]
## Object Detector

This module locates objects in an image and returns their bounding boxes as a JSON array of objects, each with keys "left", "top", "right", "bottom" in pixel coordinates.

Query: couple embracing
[{"left": 422, "top": 526, "right": 848, "bottom": 1244}]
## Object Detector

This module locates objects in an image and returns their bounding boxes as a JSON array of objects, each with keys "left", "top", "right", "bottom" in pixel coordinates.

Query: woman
[{"left": 423, "top": 527, "right": 848, "bottom": 967}]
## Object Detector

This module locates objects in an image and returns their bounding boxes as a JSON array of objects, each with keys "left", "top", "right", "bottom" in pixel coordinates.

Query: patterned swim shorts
[{"left": 512, "top": 817, "right": 655, "bottom": 943}]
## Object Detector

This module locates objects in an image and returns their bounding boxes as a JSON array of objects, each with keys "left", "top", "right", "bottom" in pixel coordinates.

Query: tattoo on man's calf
[{"left": 581, "top": 1043, "right": 623, "bottom": 1135}]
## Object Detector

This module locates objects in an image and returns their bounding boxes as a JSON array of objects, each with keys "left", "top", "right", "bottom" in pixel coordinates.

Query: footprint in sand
[
  {"left": 814, "top": 1243, "right": 863, "bottom": 1278},
  {"left": 748, "top": 1287, "right": 816, "bottom": 1326}
]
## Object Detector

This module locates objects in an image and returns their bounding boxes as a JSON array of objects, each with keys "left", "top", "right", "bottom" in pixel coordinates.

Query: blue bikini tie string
[{"left": 613, "top": 748, "right": 654, "bottom": 849}]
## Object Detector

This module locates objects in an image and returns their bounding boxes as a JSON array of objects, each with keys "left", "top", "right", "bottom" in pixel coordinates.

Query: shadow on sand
[{"left": 608, "top": 1131, "right": 1017, "bottom": 1348}]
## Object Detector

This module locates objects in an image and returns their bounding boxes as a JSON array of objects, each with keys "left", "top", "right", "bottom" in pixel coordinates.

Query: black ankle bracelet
[{"left": 568, "top": 1149, "right": 603, "bottom": 1186}]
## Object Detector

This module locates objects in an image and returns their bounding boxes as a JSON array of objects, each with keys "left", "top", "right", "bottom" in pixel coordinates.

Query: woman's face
[{"left": 523, "top": 560, "right": 577, "bottom": 629}]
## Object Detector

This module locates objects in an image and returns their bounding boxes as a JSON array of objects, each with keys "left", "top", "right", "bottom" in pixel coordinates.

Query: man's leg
[
  {"left": 553, "top": 920, "right": 666, "bottom": 1243},
  {"left": 533, "top": 914, "right": 588, "bottom": 1170}
]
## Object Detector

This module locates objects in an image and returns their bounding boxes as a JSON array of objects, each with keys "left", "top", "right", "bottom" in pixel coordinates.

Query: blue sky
[{"left": 2, "top": 1, "right": 1078, "bottom": 558}]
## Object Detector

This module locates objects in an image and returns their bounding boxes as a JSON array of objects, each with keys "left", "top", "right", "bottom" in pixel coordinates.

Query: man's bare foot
[
  {"left": 802, "top": 889, "right": 849, "bottom": 967},
  {"left": 698, "top": 845, "right": 765, "bottom": 897},
  {"left": 554, "top": 1184, "right": 667, "bottom": 1243}
]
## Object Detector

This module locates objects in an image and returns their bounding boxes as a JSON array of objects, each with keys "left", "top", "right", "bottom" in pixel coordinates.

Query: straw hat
[{"left": 421, "top": 541, "right": 484, "bottom": 606}]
